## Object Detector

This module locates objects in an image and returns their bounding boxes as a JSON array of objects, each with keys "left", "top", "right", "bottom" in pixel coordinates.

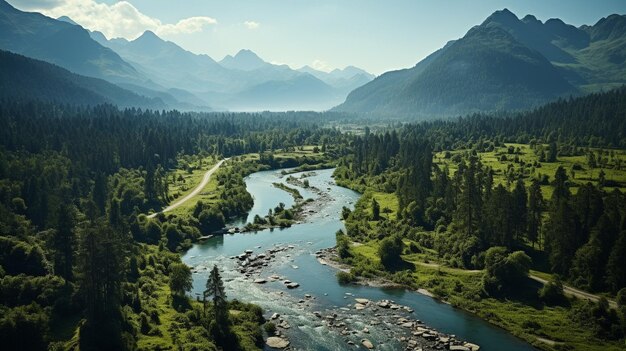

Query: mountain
[
  {"left": 94, "top": 29, "right": 373, "bottom": 111},
  {"left": 219, "top": 49, "right": 270, "bottom": 71},
  {"left": 298, "top": 65, "right": 375, "bottom": 93},
  {"left": 481, "top": 9, "right": 626, "bottom": 91},
  {"left": 0, "top": 0, "right": 148, "bottom": 85},
  {"left": 336, "top": 9, "right": 626, "bottom": 118},
  {"left": 0, "top": 49, "right": 165, "bottom": 108},
  {"left": 95, "top": 30, "right": 234, "bottom": 92},
  {"left": 209, "top": 74, "right": 338, "bottom": 111}
]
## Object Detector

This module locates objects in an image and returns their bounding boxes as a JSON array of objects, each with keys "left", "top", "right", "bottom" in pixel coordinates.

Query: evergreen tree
[
  {"left": 203, "top": 265, "right": 232, "bottom": 347},
  {"left": 511, "top": 178, "right": 528, "bottom": 242},
  {"left": 52, "top": 203, "right": 75, "bottom": 283},
  {"left": 606, "top": 231, "right": 626, "bottom": 293},
  {"left": 92, "top": 173, "right": 108, "bottom": 215},
  {"left": 77, "top": 220, "right": 128, "bottom": 350},
  {"left": 455, "top": 156, "right": 482, "bottom": 238},
  {"left": 527, "top": 179, "right": 543, "bottom": 247},
  {"left": 547, "top": 142, "right": 558, "bottom": 162},
  {"left": 371, "top": 197, "right": 380, "bottom": 220},
  {"left": 169, "top": 263, "right": 192, "bottom": 297}
]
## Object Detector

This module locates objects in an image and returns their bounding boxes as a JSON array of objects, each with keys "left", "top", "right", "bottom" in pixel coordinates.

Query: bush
[
  {"left": 378, "top": 234, "right": 404, "bottom": 269},
  {"left": 482, "top": 247, "right": 531, "bottom": 296},
  {"left": 336, "top": 271, "right": 356, "bottom": 284},
  {"left": 539, "top": 275, "right": 565, "bottom": 305},
  {"left": 264, "top": 322, "right": 276, "bottom": 335},
  {"left": 336, "top": 231, "right": 351, "bottom": 259}
]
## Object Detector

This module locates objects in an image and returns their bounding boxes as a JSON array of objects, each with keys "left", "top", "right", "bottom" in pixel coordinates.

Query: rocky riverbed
[{"left": 213, "top": 244, "right": 480, "bottom": 351}]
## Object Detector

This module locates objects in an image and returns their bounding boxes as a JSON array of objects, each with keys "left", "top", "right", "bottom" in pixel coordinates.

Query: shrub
[
  {"left": 336, "top": 271, "right": 356, "bottom": 284},
  {"left": 264, "top": 322, "right": 276, "bottom": 335},
  {"left": 539, "top": 275, "right": 565, "bottom": 305}
]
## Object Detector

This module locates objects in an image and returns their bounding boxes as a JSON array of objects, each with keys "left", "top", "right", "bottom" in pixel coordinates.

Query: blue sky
[{"left": 9, "top": 0, "right": 626, "bottom": 74}]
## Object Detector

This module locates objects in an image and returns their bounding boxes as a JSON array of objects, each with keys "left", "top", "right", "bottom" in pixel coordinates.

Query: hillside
[
  {"left": 335, "top": 9, "right": 626, "bottom": 118},
  {"left": 337, "top": 24, "right": 577, "bottom": 117},
  {"left": 0, "top": 0, "right": 148, "bottom": 86},
  {"left": 0, "top": 50, "right": 165, "bottom": 108}
]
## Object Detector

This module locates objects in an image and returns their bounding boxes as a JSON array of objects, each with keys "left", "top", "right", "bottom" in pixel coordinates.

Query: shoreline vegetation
[
  {"left": 329, "top": 190, "right": 625, "bottom": 351},
  {"left": 330, "top": 136, "right": 626, "bottom": 351},
  {"left": 0, "top": 100, "right": 350, "bottom": 351}
]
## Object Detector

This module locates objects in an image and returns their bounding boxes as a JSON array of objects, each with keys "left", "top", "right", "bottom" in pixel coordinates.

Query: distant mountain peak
[
  {"left": 235, "top": 49, "right": 257, "bottom": 57},
  {"left": 483, "top": 8, "right": 520, "bottom": 26},
  {"left": 522, "top": 14, "right": 541, "bottom": 25},
  {"left": 219, "top": 49, "right": 268, "bottom": 71},
  {"left": 135, "top": 30, "right": 161, "bottom": 42}
]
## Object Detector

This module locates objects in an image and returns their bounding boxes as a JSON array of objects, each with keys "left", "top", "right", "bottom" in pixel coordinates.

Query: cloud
[
  {"left": 157, "top": 17, "right": 217, "bottom": 36},
  {"left": 311, "top": 59, "right": 331, "bottom": 72},
  {"left": 18, "top": 0, "right": 217, "bottom": 39},
  {"left": 7, "top": 0, "right": 65, "bottom": 10},
  {"left": 243, "top": 20, "right": 260, "bottom": 30}
]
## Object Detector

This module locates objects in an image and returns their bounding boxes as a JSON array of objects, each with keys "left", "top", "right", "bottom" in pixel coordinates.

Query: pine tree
[
  {"left": 203, "top": 265, "right": 232, "bottom": 347},
  {"left": 371, "top": 197, "right": 380, "bottom": 220},
  {"left": 527, "top": 179, "right": 543, "bottom": 247},
  {"left": 455, "top": 156, "right": 482, "bottom": 238},
  {"left": 92, "top": 173, "right": 108, "bottom": 215},
  {"left": 204, "top": 265, "right": 227, "bottom": 322},
  {"left": 547, "top": 142, "right": 558, "bottom": 162},
  {"left": 606, "top": 231, "right": 626, "bottom": 293},
  {"left": 77, "top": 220, "right": 127, "bottom": 350},
  {"left": 511, "top": 178, "right": 528, "bottom": 242},
  {"left": 53, "top": 203, "right": 75, "bottom": 282}
]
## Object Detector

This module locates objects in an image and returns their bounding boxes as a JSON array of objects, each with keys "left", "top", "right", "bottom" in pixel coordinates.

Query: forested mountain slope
[{"left": 0, "top": 50, "right": 165, "bottom": 109}]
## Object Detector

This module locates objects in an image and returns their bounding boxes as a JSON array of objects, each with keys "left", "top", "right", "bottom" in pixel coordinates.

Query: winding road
[{"left": 147, "top": 158, "right": 228, "bottom": 218}]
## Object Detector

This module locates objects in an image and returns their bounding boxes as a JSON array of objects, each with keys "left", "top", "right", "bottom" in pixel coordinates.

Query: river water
[{"left": 182, "top": 168, "right": 536, "bottom": 351}]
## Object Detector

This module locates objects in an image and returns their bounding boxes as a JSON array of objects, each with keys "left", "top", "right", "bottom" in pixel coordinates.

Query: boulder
[
  {"left": 254, "top": 279, "right": 267, "bottom": 284},
  {"left": 355, "top": 298, "right": 370, "bottom": 304},
  {"left": 449, "top": 346, "right": 470, "bottom": 351},
  {"left": 361, "top": 339, "right": 374, "bottom": 349},
  {"left": 266, "top": 337, "right": 290, "bottom": 349}
]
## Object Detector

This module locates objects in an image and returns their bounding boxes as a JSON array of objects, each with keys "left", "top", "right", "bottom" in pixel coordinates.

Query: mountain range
[
  {"left": 0, "top": 0, "right": 374, "bottom": 111},
  {"left": 91, "top": 30, "right": 373, "bottom": 111},
  {"left": 335, "top": 9, "right": 626, "bottom": 118},
  {"left": 2, "top": 1, "right": 626, "bottom": 117}
]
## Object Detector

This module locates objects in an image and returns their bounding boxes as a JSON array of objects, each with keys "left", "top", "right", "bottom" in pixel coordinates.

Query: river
[{"left": 182, "top": 168, "right": 536, "bottom": 350}]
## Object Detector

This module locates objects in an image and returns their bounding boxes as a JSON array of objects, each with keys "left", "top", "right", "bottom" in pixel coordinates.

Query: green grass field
[{"left": 434, "top": 143, "right": 626, "bottom": 199}]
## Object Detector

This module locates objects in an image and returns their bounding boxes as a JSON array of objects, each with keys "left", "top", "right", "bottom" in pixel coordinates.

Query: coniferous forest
[
  {"left": 2, "top": 2, "right": 626, "bottom": 351},
  {"left": 1, "top": 83, "right": 626, "bottom": 351}
]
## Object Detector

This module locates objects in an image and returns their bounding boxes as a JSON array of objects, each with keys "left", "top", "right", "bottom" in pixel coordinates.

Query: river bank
[{"left": 182, "top": 168, "right": 537, "bottom": 351}]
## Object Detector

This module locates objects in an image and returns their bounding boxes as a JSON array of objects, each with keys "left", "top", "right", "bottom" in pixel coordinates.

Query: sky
[{"left": 8, "top": 0, "right": 626, "bottom": 75}]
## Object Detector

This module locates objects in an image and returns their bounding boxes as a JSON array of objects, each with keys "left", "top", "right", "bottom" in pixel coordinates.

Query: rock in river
[
  {"left": 361, "top": 339, "right": 374, "bottom": 349},
  {"left": 266, "top": 337, "right": 290, "bottom": 349}
]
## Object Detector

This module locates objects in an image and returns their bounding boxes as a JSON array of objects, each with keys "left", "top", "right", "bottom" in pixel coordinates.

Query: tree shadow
[{"left": 384, "top": 258, "right": 416, "bottom": 272}]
